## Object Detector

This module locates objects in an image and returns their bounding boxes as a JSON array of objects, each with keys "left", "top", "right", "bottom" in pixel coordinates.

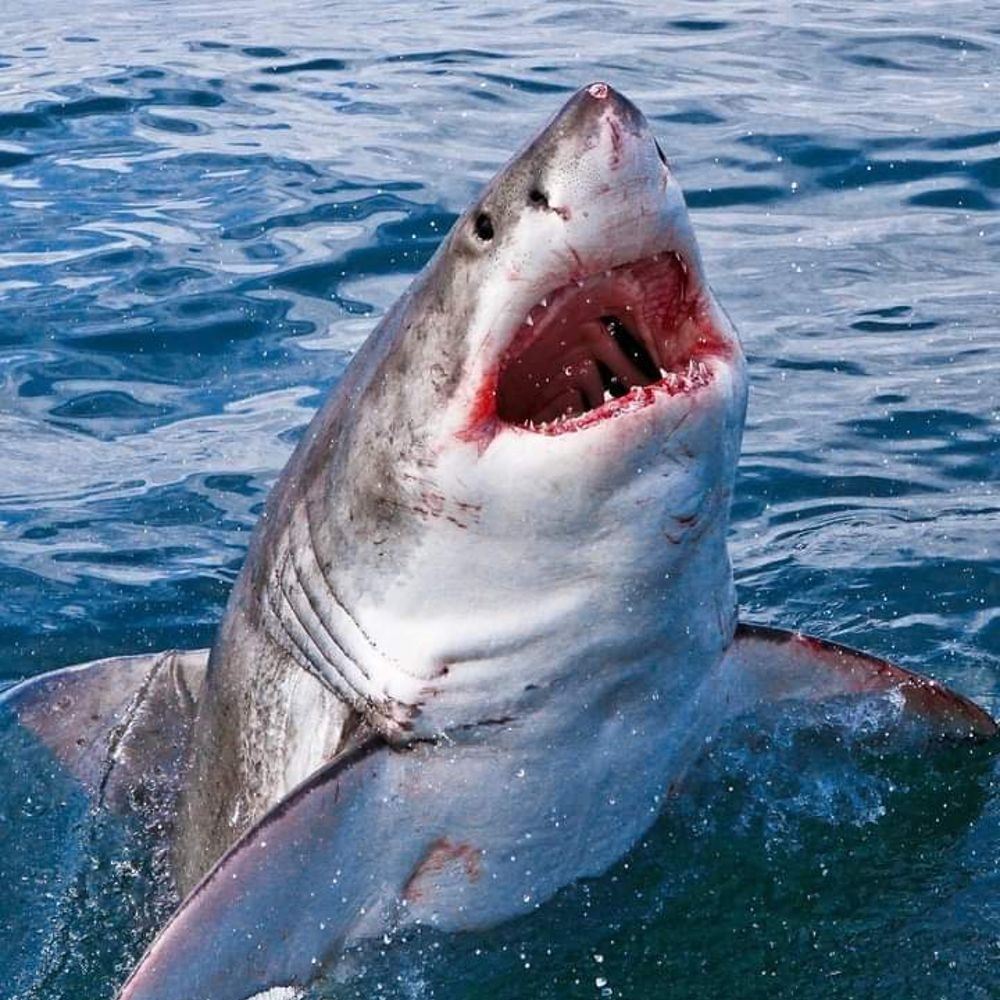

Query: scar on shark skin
[{"left": 403, "top": 838, "right": 483, "bottom": 904}]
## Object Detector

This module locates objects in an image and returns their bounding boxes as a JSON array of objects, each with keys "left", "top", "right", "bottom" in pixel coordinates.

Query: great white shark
[{"left": 1, "top": 83, "right": 994, "bottom": 1000}]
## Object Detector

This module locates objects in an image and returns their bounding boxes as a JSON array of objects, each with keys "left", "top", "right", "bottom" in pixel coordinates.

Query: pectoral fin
[
  {"left": 1, "top": 649, "right": 209, "bottom": 810},
  {"left": 715, "top": 624, "right": 996, "bottom": 739},
  {"left": 117, "top": 736, "right": 408, "bottom": 1000}
]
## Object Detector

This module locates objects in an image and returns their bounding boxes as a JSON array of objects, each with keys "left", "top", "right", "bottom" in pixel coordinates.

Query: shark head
[{"left": 236, "top": 83, "right": 748, "bottom": 745}]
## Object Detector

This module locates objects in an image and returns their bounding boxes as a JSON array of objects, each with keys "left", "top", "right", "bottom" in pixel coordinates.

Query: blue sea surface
[{"left": 0, "top": 1, "right": 997, "bottom": 997}]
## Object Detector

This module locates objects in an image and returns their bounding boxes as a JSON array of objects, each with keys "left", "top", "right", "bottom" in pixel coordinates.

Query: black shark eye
[
  {"left": 474, "top": 212, "right": 494, "bottom": 241},
  {"left": 529, "top": 187, "right": 548, "bottom": 208}
]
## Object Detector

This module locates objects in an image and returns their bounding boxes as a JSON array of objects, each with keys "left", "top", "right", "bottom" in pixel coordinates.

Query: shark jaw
[{"left": 495, "top": 250, "right": 728, "bottom": 433}]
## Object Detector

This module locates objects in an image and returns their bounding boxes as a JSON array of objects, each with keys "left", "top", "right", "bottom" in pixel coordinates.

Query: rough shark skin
[{"left": 0, "top": 84, "right": 993, "bottom": 1000}]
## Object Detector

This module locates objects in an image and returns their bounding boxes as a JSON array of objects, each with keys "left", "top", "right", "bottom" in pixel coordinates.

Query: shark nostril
[
  {"left": 654, "top": 140, "right": 669, "bottom": 168},
  {"left": 528, "top": 188, "right": 549, "bottom": 208}
]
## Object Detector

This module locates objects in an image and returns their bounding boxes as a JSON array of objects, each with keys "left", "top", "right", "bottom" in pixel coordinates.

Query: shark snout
[
  {"left": 555, "top": 81, "right": 653, "bottom": 152},
  {"left": 582, "top": 81, "right": 648, "bottom": 131}
]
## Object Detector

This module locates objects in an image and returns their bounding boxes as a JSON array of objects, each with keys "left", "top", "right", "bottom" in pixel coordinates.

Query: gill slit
[
  {"left": 285, "top": 540, "right": 389, "bottom": 703},
  {"left": 302, "top": 501, "right": 429, "bottom": 684},
  {"left": 265, "top": 550, "right": 388, "bottom": 722}
]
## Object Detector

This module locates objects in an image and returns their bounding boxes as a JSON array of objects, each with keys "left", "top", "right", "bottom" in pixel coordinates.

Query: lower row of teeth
[
  {"left": 599, "top": 359, "right": 710, "bottom": 403},
  {"left": 528, "top": 360, "right": 711, "bottom": 428}
]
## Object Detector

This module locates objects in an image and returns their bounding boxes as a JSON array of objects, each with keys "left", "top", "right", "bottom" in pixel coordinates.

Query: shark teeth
[
  {"left": 653, "top": 359, "right": 711, "bottom": 395},
  {"left": 528, "top": 361, "right": 713, "bottom": 434}
]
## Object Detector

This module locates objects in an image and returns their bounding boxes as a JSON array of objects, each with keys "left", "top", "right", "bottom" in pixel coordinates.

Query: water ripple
[{"left": 0, "top": 2, "right": 996, "bottom": 997}]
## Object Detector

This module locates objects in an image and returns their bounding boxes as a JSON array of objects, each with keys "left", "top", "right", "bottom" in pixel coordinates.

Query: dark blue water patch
[
  {"left": 138, "top": 112, "right": 207, "bottom": 136},
  {"left": 202, "top": 473, "right": 259, "bottom": 497},
  {"left": 242, "top": 45, "right": 288, "bottom": 59},
  {"left": 258, "top": 262, "right": 376, "bottom": 311},
  {"left": 851, "top": 317, "right": 937, "bottom": 333},
  {"left": 337, "top": 100, "right": 398, "bottom": 117},
  {"left": 0, "top": 109, "right": 54, "bottom": 136},
  {"left": 0, "top": 148, "right": 32, "bottom": 169},
  {"left": 823, "top": 157, "right": 965, "bottom": 191},
  {"left": 223, "top": 191, "right": 422, "bottom": 240},
  {"left": 668, "top": 18, "right": 730, "bottom": 31},
  {"left": 739, "top": 131, "right": 861, "bottom": 170},
  {"left": 253, "top": 207, "right": 456, "bottom": 304},
  {"left": 44, "top": 95, "right": 138, "bottom": 120},
  {"left": 909, "top": 188, "right": 995, "bottom": 211},
  {"left": 5, "top": 299, "right": 312, "bottom": 397},
  {"left": 845, "top": 408, "right": 992, "bottom": 442},
  {"left": 930, "top": 129, "right": 1000, "bottom": 152},
  {"left": 970, "top": 156, "right": 1000, "bottom": 188},
  {"left": 49, "top": 391, "right": 172, "bottom": 422},
  {"left": 70, "top": 295, "right": 311, "bottom": 356},
  {"left": 133, "top": 265, "right": 215, "bottom": 296},
  {"left": 0, "top": 565, "right": 224, "bottom": 683},
  {"left": 856, "top": 304, "right": 914, "bottom": 320},
  {"left": 655, "top": 108, "right": 725, "bottom": 126},
  {"left": 313, "top": 178, "right": 425, "bottom": 195},
  {"left": 0, "top": 80, "right": 226, "bottom": 144},
  {"left": 473, "top": 71, "right": 574, "bottom": 95},
  {"left": 832, "top": 32, "right": 988, "bottom": 78},
  {"left": 112, "top": 480, "right": 242, "bottom": 529},
  {"left": 786, "top": 560, "right": 993, "bottom": 642},
  {"left": 770, "top": 357, "right": 868, "bottom": 377},
  {"left": 737, "top": 466, "right": 943, "bottom": 517},
  {"left": 52, "top": 545, "right": 204, "bottom": 569},
  {"left": 0, "top": 97, "right": 132, "bottom": 138},
  {"left": 840, "top": 51, "right": 916, "bottom": 72},
  {"left": 463, "top": 88, "right": 507, "bottom": 106},
  {"left": 262, "top": 57, "right": 349, "bottom": 75},
  {"left": 384, "top": 48, "right": 514, "bottom": 65},
  {"left": 686, "top": 184, "right": 787, "bottom": 208},
  {"left": 106, "top": 69, "right": 168, "bottom": 87},
  {"left": 148, "top": 86, "right": 225, "bottom": 109},
  {"left": 842, "top": 410, "right": 995, "bottom": 478}
]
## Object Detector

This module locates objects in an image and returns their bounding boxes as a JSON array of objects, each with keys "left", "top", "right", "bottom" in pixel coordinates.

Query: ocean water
[{"left": 0, "top": 1, "right": 997, "bottom": 997}]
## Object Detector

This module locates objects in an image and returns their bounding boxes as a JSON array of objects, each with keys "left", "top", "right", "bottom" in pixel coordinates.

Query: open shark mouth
[{"left": 496, "top": 252, "right": 724, "bottom": 434}]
